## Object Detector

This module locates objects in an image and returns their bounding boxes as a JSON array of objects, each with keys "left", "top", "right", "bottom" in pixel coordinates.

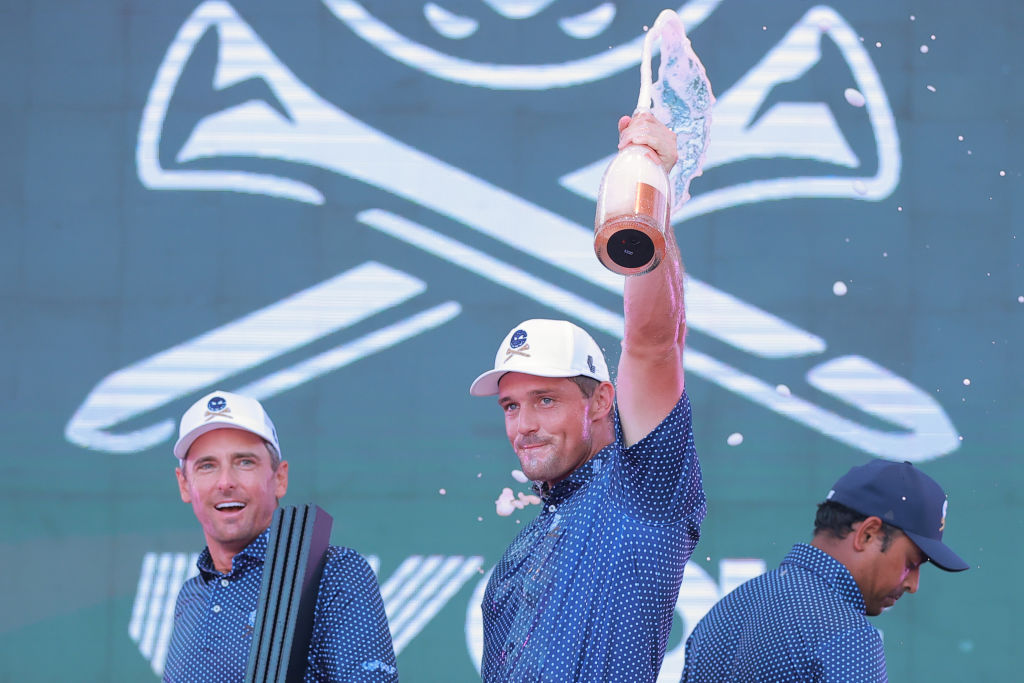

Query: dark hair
[
  {"left": 569, "top": 375, "right": 600, "bottom": 398},
  {"left": 814, "top": 501, "right": 899, "bottom": 551},
  {"left": 265, "top": 440, "right": 282, "bottom": 470}
]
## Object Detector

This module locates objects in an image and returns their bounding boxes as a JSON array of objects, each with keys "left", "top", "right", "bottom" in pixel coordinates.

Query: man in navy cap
[{"left": 680, "top": 460, "right": 968, "bottom": 683}]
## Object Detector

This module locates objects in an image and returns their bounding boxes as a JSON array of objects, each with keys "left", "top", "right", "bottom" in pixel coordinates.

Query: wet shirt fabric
[
  {"left": 680, "top": 543, "right": 887, "bottom": 683},
  {"left": 481, "top": 391, "right": 705, "bottom": 682},
  {"left": 163, "top": 530, "right": 397, "bottom": 682}
]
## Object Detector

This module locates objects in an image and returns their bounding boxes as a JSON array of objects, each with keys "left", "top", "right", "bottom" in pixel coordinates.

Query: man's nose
[
  {"left": 516, "top": 406, "right": 539, "bottom": 434},
  {"left": 215, "top": 467, "right": 237, "bottom": 490}
]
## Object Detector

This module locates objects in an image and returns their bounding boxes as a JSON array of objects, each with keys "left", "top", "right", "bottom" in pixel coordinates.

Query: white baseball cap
[
  {"left": 173, "top": 390, "right": 281, "bottom": 461},
  {"left": 469, "top": 319, "right": 610, "bottom": 397}
]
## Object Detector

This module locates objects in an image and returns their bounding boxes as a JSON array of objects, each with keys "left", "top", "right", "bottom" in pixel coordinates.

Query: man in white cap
[
  {"left": 163, "top": 390, "right": 397, "bottom": 682},
  {"left": 470, "top": 113, "right": 706, "bottom": 682}
]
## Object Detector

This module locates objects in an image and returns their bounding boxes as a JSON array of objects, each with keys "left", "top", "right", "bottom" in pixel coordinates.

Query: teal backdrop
[{"left": 1, "top": 0, "right": 1021, "bottom": 680}]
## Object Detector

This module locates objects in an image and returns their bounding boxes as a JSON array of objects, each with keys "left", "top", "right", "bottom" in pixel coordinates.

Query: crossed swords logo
[
  {"left": 64, "top": 0, "right": 959, "bottom": 465},
  {"left": 506, "top": 345, "right": 531, "bottom": 360}
]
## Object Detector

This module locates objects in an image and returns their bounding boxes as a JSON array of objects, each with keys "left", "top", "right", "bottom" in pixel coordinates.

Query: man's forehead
[
  {"left": 185, "top": 428, "right": 269, "bottom": 459},
  {"left": 497, "top": 372, "right": 575, "bottom": 394}
]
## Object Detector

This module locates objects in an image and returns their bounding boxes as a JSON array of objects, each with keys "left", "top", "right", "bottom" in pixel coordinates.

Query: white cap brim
[
  {"left": 173, "top": 421, "right": 276, "bottom": 461},
  {"left": 470, "top": 365, "right": 602, "bottom": 397}
]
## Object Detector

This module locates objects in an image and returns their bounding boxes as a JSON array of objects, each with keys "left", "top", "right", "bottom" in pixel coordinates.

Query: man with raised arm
[{"left": 469, "top": 112, "right": 705, "bottom": 682}]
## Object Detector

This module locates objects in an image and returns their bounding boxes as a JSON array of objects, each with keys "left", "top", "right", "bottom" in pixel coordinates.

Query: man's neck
[
  {"left": 544, "top": 426, "right": 615, "bottom": 490},
  {"left": 207, "top": 534, "right": 262, "bottom": 574},
  {"left": 810, "top": 535, "right": 859, "bottom": 580},
  {"left": 209, "top": 546, "right": 241, "bottom": 574}
]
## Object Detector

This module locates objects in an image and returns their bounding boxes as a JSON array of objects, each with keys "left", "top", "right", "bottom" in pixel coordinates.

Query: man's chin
[
  {"left": 867, "top": 600, "right": 895, "bottom": 617},
  {"left": 517, "top": 457, "right": 555, "bottom": 483},
  {"left": 878, "top": 594, "right": 902, "bottom": 614},
  {"left": 517, "top": 466, "right": 543, "bottom": 483},
  {"left": 206, "top": 520, "right": 254, "bottom": 545}
]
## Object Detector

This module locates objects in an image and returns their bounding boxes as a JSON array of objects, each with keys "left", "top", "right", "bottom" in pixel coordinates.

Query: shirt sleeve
[
  {"left": 307, "top": 548, "right": 399, "bottom": 682},
  {"left": 163, "top": 575, "right": 208, "bottom": 683},
  {"left": 815, "top": 626, "right": 888, "bottom": 683},
  {"left": 612, "top": 391, "right": 705, "bottom": 526}
]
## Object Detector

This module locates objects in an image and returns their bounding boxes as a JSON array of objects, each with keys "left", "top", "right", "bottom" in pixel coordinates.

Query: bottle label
[{"left": 633, "top": 182, "right": 669, "bottom": 226}]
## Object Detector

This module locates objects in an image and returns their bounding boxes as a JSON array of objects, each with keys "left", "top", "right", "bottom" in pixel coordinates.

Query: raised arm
[{"left": 613, "top": 112, "right": 687, "bottom": 447}]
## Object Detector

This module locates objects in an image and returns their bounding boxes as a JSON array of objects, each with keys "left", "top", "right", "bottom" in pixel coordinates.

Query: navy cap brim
[{"left": 904, "top": 530, "right": 969, "bottom": 572}]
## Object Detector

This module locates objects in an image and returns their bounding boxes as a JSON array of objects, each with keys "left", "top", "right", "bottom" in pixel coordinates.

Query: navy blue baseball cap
[{"left": 826, "top": 460, "right": 969, "bottom": 572}]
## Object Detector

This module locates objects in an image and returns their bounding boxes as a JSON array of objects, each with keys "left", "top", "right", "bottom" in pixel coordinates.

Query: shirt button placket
[{"left": 211, "top": 576, "right": 228, "bottom": 616}]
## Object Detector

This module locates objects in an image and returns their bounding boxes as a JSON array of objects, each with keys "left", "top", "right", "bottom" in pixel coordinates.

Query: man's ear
[
  {"left": 176, "top": 466, "right": 191, "bottom": 504},
  {"left": 851, "top": 516, "right": 884, "bottom": 552},
  {"left": 590, "top": 381, "right": 616, "bottom": 421},
  {"left": 274, "top": 460, "right": 289, "bottom": 500}
]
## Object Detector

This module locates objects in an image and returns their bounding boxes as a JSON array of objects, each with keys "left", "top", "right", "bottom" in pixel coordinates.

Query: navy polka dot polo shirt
[
  {"left": 482, "top": 392, "right": 705, "bottom": 682},
  {"left": 681, "top": 543, "right": 887, "bottom": 682},
  {"left": 163, "top": 530, "right": 397, "bottom": 682}
]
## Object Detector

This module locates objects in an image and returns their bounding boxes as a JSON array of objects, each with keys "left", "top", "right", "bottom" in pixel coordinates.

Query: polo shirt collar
[
  {"left": 196, "top": 527, "right": 271, "bottom": 579},
  {"left": 782, "top": 543, "right": 867, "bottom": 615},
  {"left": 535, "top": 447, "right": 610, "bottom": 506}
]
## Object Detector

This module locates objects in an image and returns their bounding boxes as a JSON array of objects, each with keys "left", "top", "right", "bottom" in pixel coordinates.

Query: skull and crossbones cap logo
[{"left": 469, "top": 319, "right": 609, "bottom": 397}]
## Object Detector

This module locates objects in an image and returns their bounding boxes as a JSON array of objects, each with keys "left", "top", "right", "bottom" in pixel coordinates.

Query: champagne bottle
[
  {"left": 594, "top": 9, "right": 714, "bottom": 276},
  {"left": 593, "top": 129, "right": 670, "bottom": 275}
]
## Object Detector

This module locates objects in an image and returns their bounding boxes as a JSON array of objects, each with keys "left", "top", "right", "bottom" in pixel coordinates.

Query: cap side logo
[
  {"left": 939, "top": 498, "right": 948, "bottom": 532},
  {"left": 587, "top": 355, "right": 596, "bottom": 374},
  {"left": 203, "top": 395, "right": 233, "bottom": 421}
]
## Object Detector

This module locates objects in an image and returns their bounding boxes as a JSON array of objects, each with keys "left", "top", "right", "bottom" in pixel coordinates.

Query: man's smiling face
[
  {"left": 176, "top": 428, "right": 288, "bottom": 572},
  {"left": 498, "top": 372, "right": 609, "bottom": 486}
]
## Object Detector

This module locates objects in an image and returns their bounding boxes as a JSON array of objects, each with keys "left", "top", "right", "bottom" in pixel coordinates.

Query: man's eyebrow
[
  {"left": 189, "top": 449, "right": 264, "bottom": 462},
  {"left": 526, "top": 387, "right": 562, "bottom": 397},
  {"left": 499, "top": 388, "right": 557, "bottom": 401},
  {"left": 229, "top": 450, "right": 268, "bottom": 461}
]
